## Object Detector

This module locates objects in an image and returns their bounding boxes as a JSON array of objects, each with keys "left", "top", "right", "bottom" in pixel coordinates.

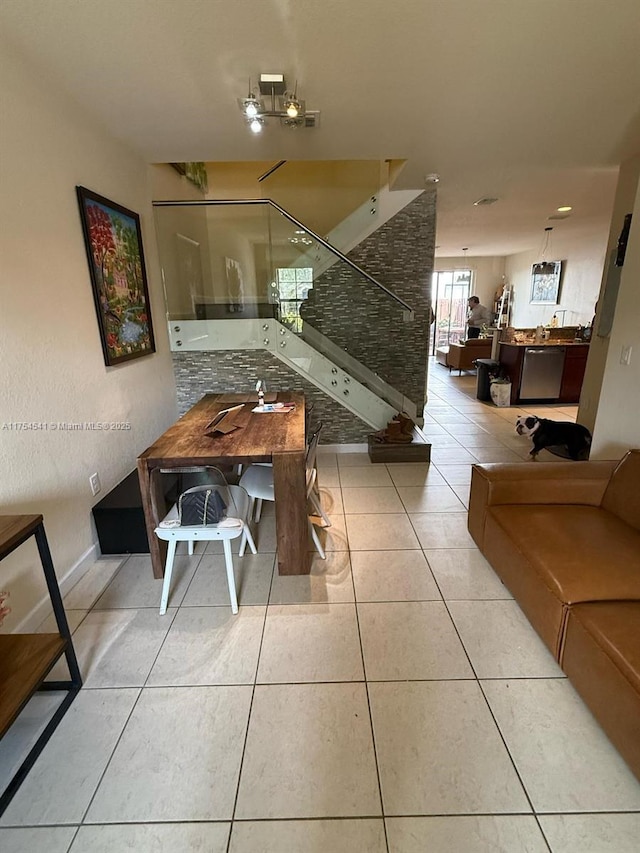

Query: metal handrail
[{"left": 152, "top": 198, "right": 413, "bottom": 313}]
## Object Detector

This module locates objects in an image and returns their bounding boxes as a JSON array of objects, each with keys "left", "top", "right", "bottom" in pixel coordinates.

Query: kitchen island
[{"left": 499, "top": 342, "right": 590, "bottom": 404}]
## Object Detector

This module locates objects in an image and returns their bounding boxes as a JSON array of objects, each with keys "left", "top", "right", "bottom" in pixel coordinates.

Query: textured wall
[
  {"left": 173, "top": 351, "right": 372, "bottom": 443},
  {"left": 300, "top": 190, "right": 435, "bottom": 409},
  {"left": 171, "top": 189, "right": 436, "bottom": 442}
]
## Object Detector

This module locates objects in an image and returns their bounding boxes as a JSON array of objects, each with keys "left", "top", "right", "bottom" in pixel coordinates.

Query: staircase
[{"left": 153, "top": 197, "right": 427, "bottom": 432}]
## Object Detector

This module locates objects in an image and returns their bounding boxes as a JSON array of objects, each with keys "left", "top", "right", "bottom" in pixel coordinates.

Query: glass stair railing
[{"left": 153, "top": 199, "right": 416, "bottom": 415}]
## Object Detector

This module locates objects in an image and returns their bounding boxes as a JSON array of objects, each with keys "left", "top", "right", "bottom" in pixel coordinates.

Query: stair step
[{"left": 367, "top": 428, "right": 431, "bottom": 463}]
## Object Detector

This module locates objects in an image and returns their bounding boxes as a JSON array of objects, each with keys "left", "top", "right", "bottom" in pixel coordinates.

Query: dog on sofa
[{"left": 515, "top": 415, "right": 592, "bottom": 460}]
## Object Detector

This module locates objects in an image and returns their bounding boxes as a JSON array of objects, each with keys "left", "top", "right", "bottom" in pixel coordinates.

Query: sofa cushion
[
  {"left": 565, "top": 602, "right": 640, "bottom": 693},
  {"left": 561, "top": 602, "right": 640, "bottom": 780},
  {"left": 488, "top": 504, "right": 640, "bottom": 604},
  {"left": 602, "top": 450, "right": 640, "bottom": 532}
]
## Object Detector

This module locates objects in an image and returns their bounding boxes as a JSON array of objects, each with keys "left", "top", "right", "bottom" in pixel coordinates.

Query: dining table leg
[
  {"left": 272, "top": 450, "right": 311, "bottom": 575},
  {"left": 137, "top": 458, "right": 167, "bottom": 579}
]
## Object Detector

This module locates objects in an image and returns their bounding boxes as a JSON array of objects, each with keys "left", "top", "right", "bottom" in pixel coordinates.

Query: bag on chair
[{"left": 178, "top": 486, "right": 227, "bottom": 526}]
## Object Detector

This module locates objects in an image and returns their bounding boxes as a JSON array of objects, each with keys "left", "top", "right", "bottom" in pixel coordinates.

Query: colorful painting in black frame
[
  {"left": 76, "top": 186, "right": 156, "bottom": 366},
  {"left": 530, "top": 260, "right": 562, "bottom": 305}
]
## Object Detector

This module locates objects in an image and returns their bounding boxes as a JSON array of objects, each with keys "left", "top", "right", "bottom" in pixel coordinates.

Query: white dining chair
[
  {"left": 154, "top": 477, "right": 256, "bottom": 616},
  {"left": 239, "top": 423, "right": 330, "bottom": 558}
]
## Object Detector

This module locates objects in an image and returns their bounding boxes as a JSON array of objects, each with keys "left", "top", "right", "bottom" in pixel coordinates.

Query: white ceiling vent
[{"left": 473, "top": 197, "right": 499, "bottom": 206}]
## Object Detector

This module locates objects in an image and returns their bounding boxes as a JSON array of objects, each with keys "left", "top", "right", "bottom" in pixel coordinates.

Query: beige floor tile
[
  {"left": 448, "top": 600, "right": 563, "bottom": 678},
  {"left": 444, "top": 423, "right": 493, "bottom": 437},
  {"left": 63, "top": 608, "right": 177, "bottom": 687},
  {"left": 342, "top": 487, "right": 405, "bottom": 513},
  {"left": 482, "top": 679, "right": 640, "bottom": 812},
  {"left": 0, "top": 689, "right": 139, "bottom": 826},
  {"left": 336, "top": 451, "right": 375, "bottom": 467},
  {"left": 270, "top": 551, "right": 354, "bottom": 603},
  {"left": 317, "top": 466, "right": 340, "bottom": 486},
  {"left": 451, "top": 482, "right": 471, "bottom": 506},
  {"left": 37, "top": 608, "right": 88, "bottom": 634},
  {"left": 64, "top": 558, "right": 125, "bottom": 609},
  {"left": 369, "top": 681, "right": 530, "bottom": 815},
  {"left": 0, "top": 828, "right": 77, "bottom": 853},
  {"left": 235, "top": 683, "right": 381, "bottom": 818},
  {"left": 455, "top": 432, "right": 506, "bottom": 447},
  {"left": 466, "top": 446, "right": 524, "bottom": 463},
  {"left": 69, "top": 823, "right": 230, "bottom": 852},
  {"left": 419, "top": 424, "right": 450, "bottom": 436},
  {"left": 537, "top": 814, "right": 640, "bottom": 853},
  {"left": 433, "top": 464, "right": 473, "bottom": 485},
  {"left": 397, "top": 485, "right": 465, "bottom": 513},
  {"left": 430, "top": 447, "right": 479, "bottom": 464},
  {"left": 313, "top": 513, "right": 349, "bottom": 552},
  {"left": 147, "top": 606, "right": 265, "bottom": 685},
  {"left": 358, "top": 601, "right": 473, "bottom": 680},
  {"left": 346, "top": 513, "right": 421, "bottom": 551},
  {"left": 351, "top": 550, "right": 441, "bottom": 602},
  {"left": 93, "top": 553, "right": 198, "bottom": 609},
  {"left": 420, "top": 433, "right": 463, "bottom": 447},
  {"left": 182, "top": 552, "right": 274, "bottom": 606},
  {"left": 338, "top": 466, "right": 394, "bottom": 487},
  {"left": 409, "top": 512, "right": 476, "bottom": 549},
  {"left": 386, "top": 464, "right": 446, "bottom": 487},
  {"left": 424, "top": 549, "right": 512, "bottom": 600},
  {"left": 257, "top": 603, "right": 364, "bottom": 683},
  {"left": 86, "top": 686, "right": 252, "bottom": 822},
  {"left": 229, "top": 819, "right": 386, "bottom": 853},
  {"left": 385, "top": 816, "right": 548, "bottom": 853},
  {"left": 318, "top": 485, "right": 343, "bottom": 514}
]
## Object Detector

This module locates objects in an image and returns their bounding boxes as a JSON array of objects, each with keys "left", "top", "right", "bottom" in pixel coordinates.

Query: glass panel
[
  {"left": 431, "top": 270, "right": 471, "bottom": 353},
  {"left": 153, "top": 200, "right": 413, "bottom": 407}
]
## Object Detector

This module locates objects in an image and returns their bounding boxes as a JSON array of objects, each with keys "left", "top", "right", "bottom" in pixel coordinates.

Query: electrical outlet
[
  {"left": 620, "top": 345, "right": 632, "bottom": 365},
  {"left": 89, "top": 472, "right": 101, "bottom": 496}
]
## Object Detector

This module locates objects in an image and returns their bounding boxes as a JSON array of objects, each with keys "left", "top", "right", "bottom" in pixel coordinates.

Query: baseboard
[
  {"left": 13, "top": 540, "right": 101, "bottom": 633},
  {"left": 318, "top": 443, "right": 368, "bottom": 453}
]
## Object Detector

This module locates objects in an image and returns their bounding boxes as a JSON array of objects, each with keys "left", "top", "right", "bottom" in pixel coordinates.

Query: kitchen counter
[{"left": 498, "top": 342, "right": 590, "bottom": 404}]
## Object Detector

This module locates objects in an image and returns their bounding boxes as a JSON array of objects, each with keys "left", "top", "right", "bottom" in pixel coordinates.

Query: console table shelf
[{"left": 0, "top": 514, "right": 82, "bottom": 815}]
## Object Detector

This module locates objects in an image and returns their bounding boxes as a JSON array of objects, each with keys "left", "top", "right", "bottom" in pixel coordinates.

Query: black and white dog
[{"left": 515, "top": 415, "right": 592, "bottom": 460}]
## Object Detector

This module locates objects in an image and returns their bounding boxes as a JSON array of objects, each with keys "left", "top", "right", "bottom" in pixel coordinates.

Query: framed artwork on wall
[
  {"left": 530, "top": 260, "right": 562, "bottom": 305},
  {"left": 76, "top": 186, "right": 156, "bottom": 366}
]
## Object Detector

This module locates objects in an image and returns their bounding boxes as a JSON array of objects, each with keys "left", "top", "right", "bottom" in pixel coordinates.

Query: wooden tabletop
[
  {"left": 138, "top": 392, "right": 306, "bottom": 467},
  {"left": 0, "top": 515, "right": 43, "bottom": 561}
]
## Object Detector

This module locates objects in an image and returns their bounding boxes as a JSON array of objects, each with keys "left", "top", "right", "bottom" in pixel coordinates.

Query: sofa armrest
[{"left": 468, "top": 461, "right": 617, "bottom": 548}]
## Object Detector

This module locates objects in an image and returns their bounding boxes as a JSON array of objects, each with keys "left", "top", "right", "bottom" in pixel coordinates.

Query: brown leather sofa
[
  {"left": 445, "top": 338, "right": 492, "bottom": 373},
  {"left": 468, "top": 451, "right": 640, "bottom": 780}
]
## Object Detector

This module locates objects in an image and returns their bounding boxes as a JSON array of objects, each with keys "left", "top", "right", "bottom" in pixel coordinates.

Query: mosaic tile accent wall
[
  {"left": 172, "top": 350, "right": 372, "bottom": 444},
  {"left": 171, "top": 190, "right": 436, "bottom": 442},
  {"left": 299, "top": 190, "right": 435, "bottom": 410}
]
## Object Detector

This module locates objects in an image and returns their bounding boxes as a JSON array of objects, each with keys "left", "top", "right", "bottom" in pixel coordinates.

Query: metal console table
[{"left": 0, "top": 515, "right": 82, "bottom": 815}]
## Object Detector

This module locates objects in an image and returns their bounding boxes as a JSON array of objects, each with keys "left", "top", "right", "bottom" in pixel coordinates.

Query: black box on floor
[{"left": 92, "top": 470, "right": 179, "bottom": 554}]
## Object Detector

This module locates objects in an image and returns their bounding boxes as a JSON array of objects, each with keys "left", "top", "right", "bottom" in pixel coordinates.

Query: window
[{"left": 276, "top": 267, "right": 313, "bottom": 333}]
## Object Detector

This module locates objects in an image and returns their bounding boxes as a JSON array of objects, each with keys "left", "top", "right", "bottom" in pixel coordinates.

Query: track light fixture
[{"left": 238, "top": 74, "right": 319, "bottom": 131}]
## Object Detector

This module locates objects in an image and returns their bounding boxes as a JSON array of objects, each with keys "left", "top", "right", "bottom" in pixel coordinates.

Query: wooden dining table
[{"left": 137, "top": 392, "right": 311, "bottom": 578}]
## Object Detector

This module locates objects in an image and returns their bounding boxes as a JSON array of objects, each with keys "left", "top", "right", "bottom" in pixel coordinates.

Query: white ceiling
[{"left": 2, "top": 0, "right": 640, "bottom": 257}]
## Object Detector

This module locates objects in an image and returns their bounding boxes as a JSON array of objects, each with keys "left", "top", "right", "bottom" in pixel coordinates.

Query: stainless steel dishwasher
[{"left": 519, "top": 346, "right": 565, "bottom": 399}]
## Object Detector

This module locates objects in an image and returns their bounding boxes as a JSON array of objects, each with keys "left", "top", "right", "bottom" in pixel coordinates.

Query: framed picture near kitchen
[
  {"left": 530, "top": 260, "right": 562, "bottom": 305},
  {"left": 77, "top": 186, "right": 156, "bottom": 366}
]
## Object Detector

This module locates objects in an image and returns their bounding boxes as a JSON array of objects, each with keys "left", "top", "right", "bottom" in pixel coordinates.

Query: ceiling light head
[
  {"left": 557, "top": 206, "right": 572, "bottom": 212},
  {"left": 473, "top": 197, "right": 499, "bottom": 206},
  {"left": 240, "top": 75, "right": 316, "bottom": 131},
  {"left": 425, "top": 173, "right": 440, "bottom": 184},
  {"left": 249, "top": 117, "right": 264, "bottom": 134}
]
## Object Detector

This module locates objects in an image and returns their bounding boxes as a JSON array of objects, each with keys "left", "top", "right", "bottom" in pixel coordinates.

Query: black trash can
[{"left": 475, "top": 358, "right": 499, "bottom": 401}]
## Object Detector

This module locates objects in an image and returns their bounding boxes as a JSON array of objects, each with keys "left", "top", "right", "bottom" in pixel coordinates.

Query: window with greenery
[{"left": 276, "top": 267, "right": 313, "bottom": 332}]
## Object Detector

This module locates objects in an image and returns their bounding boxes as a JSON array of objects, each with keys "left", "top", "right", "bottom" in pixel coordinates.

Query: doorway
[{"left": 430, "top": 269, "right": 472, "bottom": 355}]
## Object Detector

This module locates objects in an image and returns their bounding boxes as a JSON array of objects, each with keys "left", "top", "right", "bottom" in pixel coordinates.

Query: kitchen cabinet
[{"left": 498, "top": 343, "right": 589, "bottom": 405}]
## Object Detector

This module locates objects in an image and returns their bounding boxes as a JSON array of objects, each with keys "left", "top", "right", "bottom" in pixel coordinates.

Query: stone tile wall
[{"left": 173, "top": 351, "right": 372, "bottom": 444}]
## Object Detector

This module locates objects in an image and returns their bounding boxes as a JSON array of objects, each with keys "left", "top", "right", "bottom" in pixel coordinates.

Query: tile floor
[{"left": 1, "top": 363, "right": 639, "bottom": 852}]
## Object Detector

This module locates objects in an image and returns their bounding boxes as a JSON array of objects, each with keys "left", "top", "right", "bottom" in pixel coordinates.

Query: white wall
[
  {"left": 504, "top": 226, "right": 609, "bottom": 329},
  {"left": 589, "top": 175, "right": 640, "bottom": 458},
  {"left": 434, "top": 256, "right": 506, "bottom": 310},
  {"left": 0, "top": 39, "right": 178, "bottom": 628}
]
